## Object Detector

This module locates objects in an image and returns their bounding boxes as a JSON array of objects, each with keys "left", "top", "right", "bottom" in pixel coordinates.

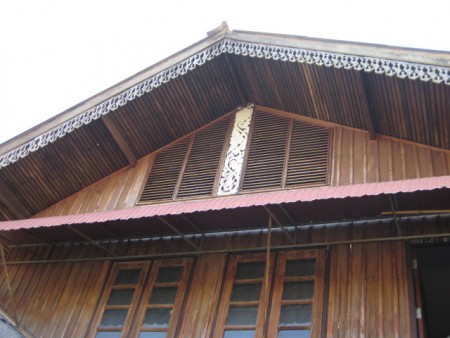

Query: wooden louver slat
[
  {"left": 139, "top": 109, "right": 330, "bottom": 204},
  {"left": 139, "top": 116, "right": 231, "bottom": 204},
  {"left": 139, "top": 140, "right": 189, "bottom": 203},
  {"left": 242, "top": 112, "right": 289, "bottom": 191},
  {"left": 286, "top": 121, "right": 329, "bottom": 187},
  {"left": 177, "top": 117, "right": 231, "bottom": 198}
]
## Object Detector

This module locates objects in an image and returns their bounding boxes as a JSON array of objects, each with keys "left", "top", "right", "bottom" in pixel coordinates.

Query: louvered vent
[
  {"left": 139, "top": 140, "right": 189, "bottom": 203},
  {"left": 242, "top": 112, "right": 289, "bottom": 191},
  {"left": 139, "top": 116, "right": 231, "bottom": 204},
  {"left": 177, "top": 117, "right": 230, "bottom": 198},
  {"left": 139, "top": 108, "right": 330, "bottom": 204},
  {"left": 286, "top": 121, "right": 329, "bottom": 187}
]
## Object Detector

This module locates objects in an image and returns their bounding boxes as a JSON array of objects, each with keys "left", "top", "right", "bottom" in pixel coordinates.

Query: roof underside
[{"left": 1, "top": 29, "right": 450, "bottom": 220}]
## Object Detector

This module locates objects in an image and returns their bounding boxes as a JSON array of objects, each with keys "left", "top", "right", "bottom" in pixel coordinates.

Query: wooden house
[{"left": 0, "top": 23, "right": 450, "bottom": 337}]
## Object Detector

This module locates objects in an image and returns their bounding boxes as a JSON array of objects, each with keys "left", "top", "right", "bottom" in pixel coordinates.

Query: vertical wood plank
[
  {"left": 178, "top": 254, "right": 226, "bottom": 338},
  {"left": 378, "top": 138, "right": 391, "bottom": 182},
  {"left": 417, "top": 147, "right": 432, "bottom": 177},
  {"left": 366, "top": 138, "right": 379, "bottom": 183},
  {"left": 392, "top": 141, "right": 404, "bottom": 180},
  {"left": 332, "top": 127, "right": 342, "bottom": 186},
  {"left": 339, "top": 129, "right": 352, "bottom": 186},
  {"left": 352, "top": 131, "right": 365, "bottom": 184}
]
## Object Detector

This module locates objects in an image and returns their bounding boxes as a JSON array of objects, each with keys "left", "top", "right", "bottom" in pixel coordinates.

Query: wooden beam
[
  {"left": 20, "top": 229, "right": 52, "bottom": 246},
  {"left": 359, "top": 73, "right": 378, "bottom": 140},
  {"left": 278, "top": 205, "right": 297, "bottom": 225},
  {"left": 67, "top": 225, "right": 116, "bottom": 256},
  {"left": 263, "top": 206, "right": 295, "bottom": 244},
  {"left": 0, "top": 177, "right": 31, "bottom": 219},
  {"left": 388, "top": 194, "right": 402, "bottom": 236},
  {"left": 158, "top": 217, "right": 200, "bottom": 251},
  {"left": 0, "top": 234, "right": 50, "bottom": 261},
  {"left": 180, "top": 215, "right": 204, "bottom": 234},
  {"left": 95, "top": 224, "right": 122, "bottom": 240},
  {"left": 102, "top": 114, "right": 137, "bottom": 167}
]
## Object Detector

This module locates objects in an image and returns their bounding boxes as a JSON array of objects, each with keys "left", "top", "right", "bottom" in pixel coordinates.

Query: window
[
  {"left": 89, "top": 258, "right": 192, "bottom": 338},
  {"left": 213, "top": 250, "right": 325, "bottom": 338}
]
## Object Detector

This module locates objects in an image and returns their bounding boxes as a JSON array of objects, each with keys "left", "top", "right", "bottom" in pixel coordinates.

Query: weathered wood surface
[
  {"left": 327, "top": 242, "right": 414, "bottom": 338},
  {"left": 1, "top": 218, "right": 446, "bottom": 337},
  {"left": 36, "top": 122, "right": 450, "bottom": 218},
  {"left": 332, "top": 128, "right": 450, "bottom": 185},
  {"left": 178, "top": 253, "right": 226, "bottom": 338},
  {"left": 36, "top": 154, "right": 152, "bottom": 218}
]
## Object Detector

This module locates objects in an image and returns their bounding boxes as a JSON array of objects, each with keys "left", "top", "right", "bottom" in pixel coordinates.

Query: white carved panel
[{"left": 217, "top": 105, "right": 254, "bottom": 196}]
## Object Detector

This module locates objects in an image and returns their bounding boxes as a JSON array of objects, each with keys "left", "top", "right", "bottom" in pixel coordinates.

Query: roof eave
[
  {"left": 228, "top": 29, "right": 450, "bottom": 67},
  {"left": 2, "top": 25, "right": 449, "bottom": 160},
  {"left": 0, "top": 25, "right": 229, "bottom": 155}
]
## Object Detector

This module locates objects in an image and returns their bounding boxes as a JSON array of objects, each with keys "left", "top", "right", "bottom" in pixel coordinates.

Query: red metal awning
[{"left": 1, "top": 176, "right": 449, "bottom": 231}]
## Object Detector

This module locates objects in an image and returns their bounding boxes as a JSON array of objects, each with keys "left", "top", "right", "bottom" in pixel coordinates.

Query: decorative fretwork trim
[
  {"left": 2, "top": 38, "right": 450, "bottom": 169},
  {"left": 217, "top": 104, "right": 253, "bottom": 196}
]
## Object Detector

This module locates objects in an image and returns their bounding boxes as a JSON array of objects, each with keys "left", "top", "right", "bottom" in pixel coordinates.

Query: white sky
[{"left": 1, "top": 0, "right": 449, "bottom": 145}]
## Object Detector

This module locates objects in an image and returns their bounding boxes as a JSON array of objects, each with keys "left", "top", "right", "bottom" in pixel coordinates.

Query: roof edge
[
  {"left": 0, "top": 25, "right": 228, "bottom": 155},
  {"left": 2, "top": 26, "right": 450, "bottom": 168},
  {"left": 228, "top": 29, "right": 450, "bottom": 67},
  {"left": 1, "top": 176, "right": 449, "bottom": 231}
]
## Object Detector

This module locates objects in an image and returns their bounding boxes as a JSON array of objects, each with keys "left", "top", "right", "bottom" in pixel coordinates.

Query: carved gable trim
[{"left": 2, "top": 38, "right": 449, "bottom": 169}]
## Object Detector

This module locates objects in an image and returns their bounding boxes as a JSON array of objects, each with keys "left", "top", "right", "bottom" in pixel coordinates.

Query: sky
[{"left": 1, "top": 0, "right": 449, "bottom": 145}]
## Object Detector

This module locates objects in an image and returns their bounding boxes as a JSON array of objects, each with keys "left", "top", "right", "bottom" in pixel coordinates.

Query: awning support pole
[
  {"left": 278, "top": 205, "right": 298, "bottom": 241},
  {"left": 67, "top": 226, "right": 116, "bottom": 256},
  {"left": 264, "top": 206, "right": 295, "bottom": 244},
  {"left": 158, "top": 217, "right": 200, "bottom": 251},
  {"left": 388, "top": 194, "right": 402, "bottom": 236},
  {"left": 263, "top": 215, "right": 272, "bottom": 337}
]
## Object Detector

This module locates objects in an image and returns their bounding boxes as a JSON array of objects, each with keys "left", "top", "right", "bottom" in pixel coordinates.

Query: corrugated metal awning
[{"left": 1, "top": 176, "right": 449, "bottom": 231}]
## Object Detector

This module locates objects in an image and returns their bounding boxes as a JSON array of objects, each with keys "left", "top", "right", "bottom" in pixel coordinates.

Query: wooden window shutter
[
  {"left": 139, "top": 139, "right": 189, "bottom": 203},
  {"left": 285, "top": 121, "right": 330, "bottom": 187},
  {"left": 242, "top": 112, "right": 289, "bottom": 191},
  {"left": 176, "top": 117, "right": 231, "bottom": 198}
]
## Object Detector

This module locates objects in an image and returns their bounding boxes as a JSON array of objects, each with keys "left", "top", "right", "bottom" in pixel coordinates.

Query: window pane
[
  {"left": 235, "top": 262, "right": 265, "bottom": 279},
  {"left": 282, "top": 281, "right": 314, "bottom": 300},
  {"left": 139, "top": 332, "right": 167, "bottom": 338},
  {"left": 278, "top": 329, "right": 311, "bottom": 338},
  {"left": 149, "top": 287, "right": 178, "bottom": 304},
  {"left": 226, "top": 306, "right": 258, "bottom": 325},
  {"left": 114, "top": 269, "right": 141, "bottom": 285},
  {"left": 100, "top": 309, "right": 128, "bottom": 327},
  {"left": 279, "top": 304, "right": 312, "bottom": 326},
  {"left": 224, "top": 330, "right": 255, "bottom": 338},
  {"left": 143, "top": 308, "right": 171, "bottom": 328},
  {"left": 231, "top": 283, "right": 261, "bottom": 302},
  {"left": 285, "top": 259, "right": 315, "bottom": 277},
  {"left": 156, "top": 267, "right": 183, "bottom": 283},
  {"left": 95, "top": 332, "right": 122, "bottom": 338},
  {"left": 107, "top": 289, "right": 135, "bottom": 305}
]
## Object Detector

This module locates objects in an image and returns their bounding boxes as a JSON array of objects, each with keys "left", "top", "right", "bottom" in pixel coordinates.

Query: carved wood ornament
[{"left": 1, "top": 39, "right": 449, "bottom": 169}]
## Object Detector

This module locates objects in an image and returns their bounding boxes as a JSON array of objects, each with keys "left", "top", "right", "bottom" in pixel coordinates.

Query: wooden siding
[
  {"left": 0, "top": 247, "right": 110, "bottom": 338},
  {"left": 327, "top": 242, "right": 414, "bottom": 338},
  {"left": 332, "top": 128, "right": 450, "bottom": 186},
  {"left": 178, "top": 253, "right": 227, "bottom": 338},
  {"left": 2, "top": 218, "right": 449, "bottom": 337},
  {"left": 36, "top": 155, "right": 152, "bottom": 218},
  {"left": 37, "top": 122, "right": 450, "bottom": 218}
]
